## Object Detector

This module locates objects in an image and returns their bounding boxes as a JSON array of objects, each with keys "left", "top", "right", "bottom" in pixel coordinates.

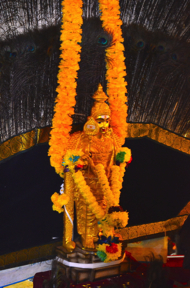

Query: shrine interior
[{"left": 0, "top": 0, "right": 190, "bottom": 287}]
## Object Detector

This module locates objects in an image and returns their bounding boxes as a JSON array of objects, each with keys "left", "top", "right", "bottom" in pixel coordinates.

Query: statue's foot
[
  {"left": 81, "top": 236, "right": 97, "bottom": 251},
  {"left": 62, "top": 240, "right": 76, "bottom": 252}
]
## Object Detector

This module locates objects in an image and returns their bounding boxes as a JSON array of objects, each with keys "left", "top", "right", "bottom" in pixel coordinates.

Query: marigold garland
[
  {"left": 71, "top": 170, "right": 105, "bottom": 220},
  {"left": 110, "top": 148, "right": 132, "bottom": 203},
  {"left": 99, "top": 0, "right": 128, "bottom": 145},
  {"left": 48, "top": 0, "right": 83, "bottom": 176},
  {"left": 49, "top": 0, "right": 128, "bottom": 174},
  {"left": 95, "top": 163, "right": 117, "bottom": 207},
  {"left": 111, "top": 165, "right": 122, "bottom": 204},
  {"left": 119, "top": 163, "right": 126, "bottom": 183}
]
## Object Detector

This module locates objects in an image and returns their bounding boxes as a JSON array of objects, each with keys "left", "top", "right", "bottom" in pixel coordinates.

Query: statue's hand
[
  {"left": 80, "top": 154, "right": 89, "bottom": 169},
  {"left": 81, "top": 154, "right": 96, "bottom": 174},
  {"left": 88, "top": 156, "right": 97, "bottom": 175}
]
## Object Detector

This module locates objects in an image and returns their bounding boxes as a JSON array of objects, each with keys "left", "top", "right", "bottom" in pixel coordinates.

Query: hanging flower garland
[
  {"left": 49, "top": 0, "right": 128, "bottom": 174},
  {"left": 111, "top": 147, "right": 132, "bottom": 203},
  {"left": 48, "top": 0, "right": 83, "bottom": 176},
  {"left": 118, "top": 147, "right": 132, "bottom": 182},
  {"left": 95, "top": 163, "right": 117, "bottom": 208},
  {"left": 110, "top": 165, "right": 122, "bottom": 204},
  {"left": 99, "top": 0, "right": 128, "bottom": 145},
  {"left": 120, "top": 163, "right": 126, "bottom": 182},
  {"left": 72, "top": 170, "right": 105, "bottom": 220}
]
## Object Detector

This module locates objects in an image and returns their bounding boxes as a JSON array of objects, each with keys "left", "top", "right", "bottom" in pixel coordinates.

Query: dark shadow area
[
  {"left": 121, "top": 137, "right": 190, "bottom": 226},
  {"left": 0, "top": 144, "right": 63, "bottom": 255}
]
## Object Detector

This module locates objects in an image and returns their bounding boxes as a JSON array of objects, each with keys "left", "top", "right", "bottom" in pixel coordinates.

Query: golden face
[{"left": 96, "top": 115, "right": 110, "bottom": 134}]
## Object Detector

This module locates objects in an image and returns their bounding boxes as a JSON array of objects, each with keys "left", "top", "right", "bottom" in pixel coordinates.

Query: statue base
[{"left": 55, "top": 242, "right": 130, "bottom": 283}]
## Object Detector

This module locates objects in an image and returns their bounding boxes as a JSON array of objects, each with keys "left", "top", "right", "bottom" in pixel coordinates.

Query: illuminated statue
[{"left": 57, "top": 84, "right": 131, "bottom": 252}]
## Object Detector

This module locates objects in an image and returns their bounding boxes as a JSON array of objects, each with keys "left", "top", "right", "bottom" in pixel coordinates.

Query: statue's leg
[
  {"left": 84, "top": 206, "right": 99, "bottom": 249},
  {"left": 75, "top": 194, "right": 98, "bottom": 249},
  {"left": 63, "top": 172, "right": 75, "bottom": 252}
]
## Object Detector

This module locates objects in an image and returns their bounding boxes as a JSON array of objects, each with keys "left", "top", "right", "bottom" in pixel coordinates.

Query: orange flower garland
[
  {"left": 111, "top": 165, "right": 122, "bottom": 204},
  {"left": 49, "top": 0, "right": 128, "bottom": 174},
  {"left": 72, "top": 170, "right": 105, "bottom": 220},
  {"left": 99, "top": 0, "right": 128, "bottom": 145},
  {"left": 95, "top": 163, "right": 117, "bottom": 207},
  {"left": 119, "top": 163, "right": 126, "bottom": 183},
  {"left": 48, "top": 0, "right": 83, "bottom": 176}
]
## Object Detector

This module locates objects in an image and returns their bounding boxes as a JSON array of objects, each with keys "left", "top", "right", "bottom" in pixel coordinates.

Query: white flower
[{"left": 60, "top": 182, "right": 64, "bottom": 194}]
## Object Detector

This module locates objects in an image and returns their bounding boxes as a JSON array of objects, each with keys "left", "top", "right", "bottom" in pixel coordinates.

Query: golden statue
[
  {"left": 60, "top": 84, "right": 130, "bottom": 252},
  {"left": 48, "top": 0, "right": 129, "bottom": 260}
]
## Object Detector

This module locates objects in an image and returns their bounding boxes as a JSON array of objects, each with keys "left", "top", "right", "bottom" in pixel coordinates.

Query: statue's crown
[{"left": 91, "top": 84, "right": 111, "bottom": 119}]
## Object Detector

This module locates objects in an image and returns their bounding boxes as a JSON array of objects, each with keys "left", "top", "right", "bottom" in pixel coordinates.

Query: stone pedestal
[{"left": 55, "top": 244, "right": 130, "bottom": 283}]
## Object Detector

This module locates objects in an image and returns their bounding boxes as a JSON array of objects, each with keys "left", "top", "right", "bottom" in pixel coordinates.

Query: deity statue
[{"left": 57, "top": 84, "right": 131, "bottom": 252}]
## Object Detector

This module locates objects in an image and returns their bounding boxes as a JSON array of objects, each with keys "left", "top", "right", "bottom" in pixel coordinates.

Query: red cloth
[
  {"left": 166, "top": 256, "right": 184, "bottom": 267},
  {"left": 33, "top": 271, "right": 51, "bottom": 288},
  {"left": 164, "top": 256, "right": 190, "bottom": 285}
]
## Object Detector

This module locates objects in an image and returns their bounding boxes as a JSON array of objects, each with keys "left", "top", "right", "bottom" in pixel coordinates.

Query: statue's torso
[
  {"left": 81, "top": 132, "right": 114, "bottom": 170},
  {"left": 67, "top": 130, "right": 121, "bottom": 199}
]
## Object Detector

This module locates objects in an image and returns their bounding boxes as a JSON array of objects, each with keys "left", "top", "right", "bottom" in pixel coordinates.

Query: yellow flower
[
  {"left": 59, "top": 194, "right": 70, "bottom": 206},
  {"left": 107, "top": 211, "right": 129, "bottom": 228},
  {"left": 52, "top": 204, "right": 64, "bottom": 214},
  {"left": 101, "top": 221, "right": 115, "bottom": 238},
  {"left": 51, "top": 192, "right": 59, "bottom": 203},
  {"left": 51, "top": 192, "right": 69, "bottom": 213}
]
